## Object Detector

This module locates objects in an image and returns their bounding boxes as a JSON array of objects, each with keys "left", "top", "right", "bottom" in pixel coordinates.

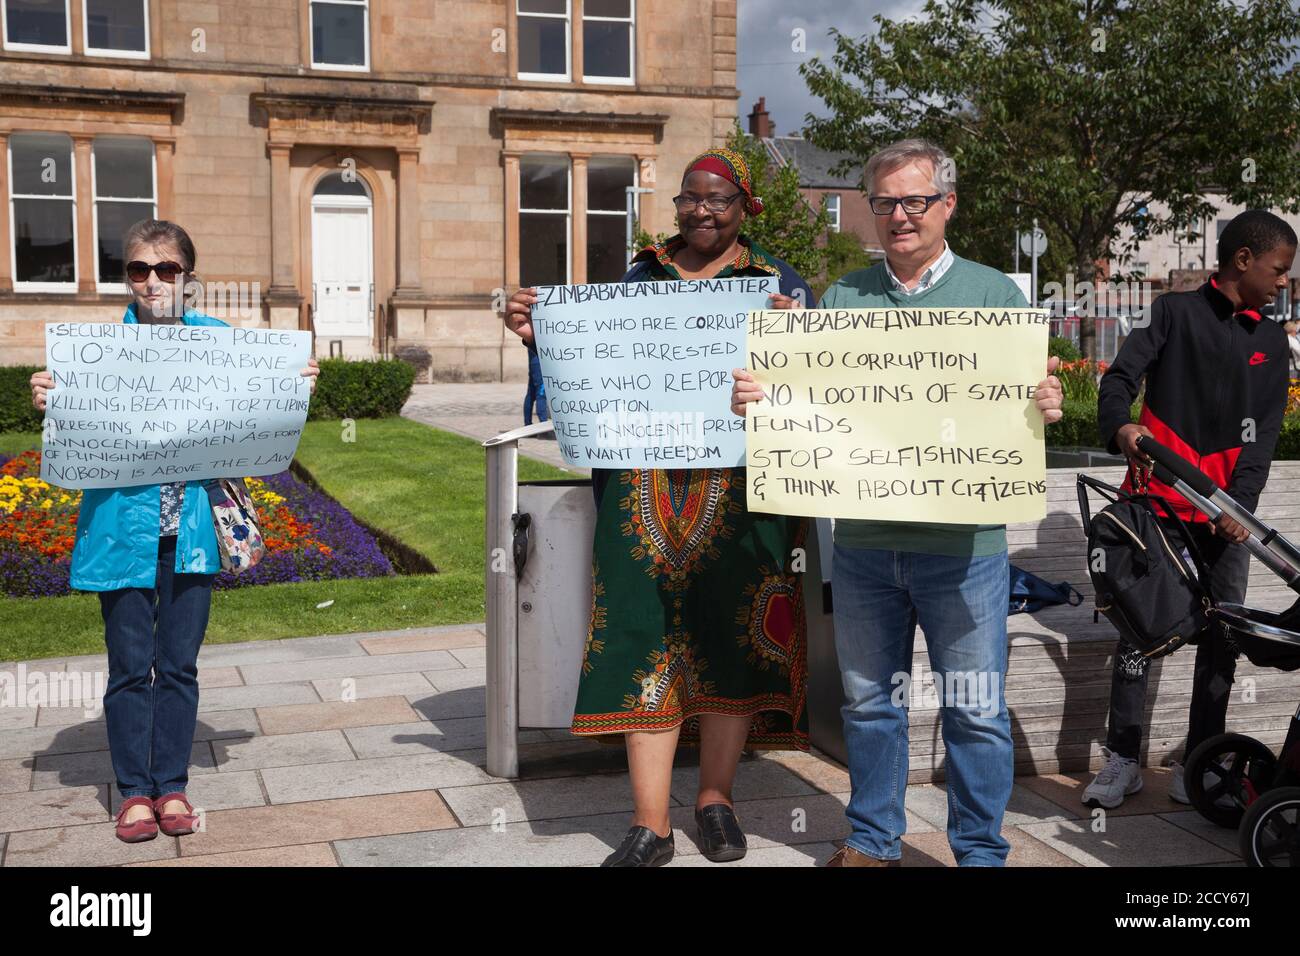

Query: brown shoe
[{"left": 826, "top": 845, "right": 900, "bottom": 867}]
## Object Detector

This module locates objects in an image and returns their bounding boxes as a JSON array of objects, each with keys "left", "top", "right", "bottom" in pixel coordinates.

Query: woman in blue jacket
[{"left": 29, "top": 219, "right": 318, "bottom": 842}]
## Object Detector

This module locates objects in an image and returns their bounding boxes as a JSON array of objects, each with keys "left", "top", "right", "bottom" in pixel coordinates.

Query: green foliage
[
  {"left": 308, "top": 359, "right": 416, "bottom": 421},
  {"left": 635, "top": 126, "right": 834, "bottom": 284},
  {"left": 800, "top": 0, "right": 1300, "bottom": 357},
  {"left": 819, "top": 229, "right": 878, "bottom": 300},
  {"left": 1048, "top": 336, "right": 1082, "bottom": 361},
  {"left": 0, "top": 366, "right": 43, "bottom": 433}
]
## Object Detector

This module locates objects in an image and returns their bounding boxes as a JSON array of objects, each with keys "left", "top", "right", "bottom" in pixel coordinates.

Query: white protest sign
[
  {"left": 531, "top": 277, "right": 778, "bottom": 468},
  {"left": 41, "top": 322, "right": 313, "bottom": 490}
]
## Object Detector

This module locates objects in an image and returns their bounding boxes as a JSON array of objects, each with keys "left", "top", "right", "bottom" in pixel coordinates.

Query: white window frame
[
  {"left": 519, "top": 153, "right": 572, "bottom": 285},
  {"left": 8, "top": 132, "right": 78, "bottom": 294},
  {"left": 92, "top": 136, "right": 157, "bottom": 291},
  {"left": 2, "top": 0, "right": 72, "bottom": 54},
  {"left": 586, "top": 155, "right": 637, "bottom": 279},
  {"left": 82, "top": 0, "right": 150, "bottom": 59},
  {"left": 581, "top": 0, "right": 634, "bottom": 86},
  {"left": 309, "top": 0, "right": 370, "bottom": 73},
  {"left": 516, "top": 0, "right": 570, "bottom": 82},
  {"left": 826, "top": 193, "right": 841, "bottom": 232}
]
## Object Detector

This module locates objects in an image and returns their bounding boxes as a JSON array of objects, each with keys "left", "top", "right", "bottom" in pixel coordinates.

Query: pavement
[
  {"left": 0, "top": 624, "right": 1250, "bottom": 867},
  {"left": 401, "top": 382, "right": 580, "bottom": 473},
  {"left": 0, "top": 386, "right": 1249, "bottom": 866}
]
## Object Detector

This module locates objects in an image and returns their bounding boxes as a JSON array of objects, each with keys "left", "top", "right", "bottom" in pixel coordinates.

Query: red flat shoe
[
  {"left": 115, "top": 796, "right": 159, "bottom": 843},
  {"left": 153, "top": 792, "right": 199, "bottom": 836}
]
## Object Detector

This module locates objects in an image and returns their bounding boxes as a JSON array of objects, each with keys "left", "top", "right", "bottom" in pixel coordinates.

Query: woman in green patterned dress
[{"left": 506, "top": 149, "right": 813, "bottom": 867}]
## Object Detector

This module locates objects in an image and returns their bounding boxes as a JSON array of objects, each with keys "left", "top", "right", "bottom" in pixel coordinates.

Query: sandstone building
[{"left": 0, "top": 0, "right": 740, "bottom": 379}]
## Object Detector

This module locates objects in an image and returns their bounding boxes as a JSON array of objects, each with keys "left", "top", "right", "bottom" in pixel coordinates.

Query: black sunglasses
[{"left": 126, "top": 260, "right": 185, "bottom": 283}]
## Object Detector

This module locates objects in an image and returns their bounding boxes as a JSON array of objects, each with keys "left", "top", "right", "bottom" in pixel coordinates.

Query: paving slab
[
  {"left": 0, "top": 721, "right": 110, "bottom": 760},
  {"left": 34, "top": 708, "right": 105, "bottom": 728},
  {"left": 448, "top": 646, "right": 486, "bottom": 669},
  {"left": 239, "top": 650, "right": 463, "bottom": 685},
  {"left": 424, "top": 668, "right": 486, "bottom": 692},
  {"left": 197, "top": 681, "right": 320, "bottom": 713},
  {"left": 313, "top": 672, "right": 434, "bottom": 702},
  {"left": 903, "top": 782, "right": 1082, "bottom": 830},
  {"left": 344, "top": 716, "right": 547, "bottom": 759},
  {"left": 179, "top": 791, "right": 456, "bottom": 857},
  {"left": 0, "top": 708, "right": 39, "bottom": 730},
  {"left": 210, "top": 730, "right": 355, "bottom": 773},
  {"left": 0, "top": 784, "right": 109, "bottom": 833},
  {"left": 32, "top": 742, "right": 215, "bottom": 790},
  {"left": 4, "top": 820, "right": 179, "bottom": 866},
  {"left": 255, "top": 696, "right": 421, "bottom": 735},
  {"left": 196, "top": 634, "right": 369, "bottom": 666},
  {"left": 107, "top": 771, "right": 268, "bottom": 816},
  {"left": 406, "top": 686, "right": 486, "bottom": 721},
  {"left": 359, "top": 629, "right": 485, "bottom": 655},
  {"left": 0, "top": 758, "right": 33, "bottom": 795},
  {"left": 260, "top": 750, "right": 495, "bottom": 804},
  {"left": 129, "top": 843, "right": 337, "bottom": 867},
  {"left": 438, "top": 771, "right": 642, "bottom": 827},
  {"left": 198, "top": 666, "right": 245, "bottom": 689},
  {"left": 1017, "top": 766, "right": 1184, "bottom": 818},
  {"left": 669, "top": 756, "right": 818, "bottom": 805},
  {"left": 899, "top": 827, "right": 1080, "bottom": 867},
  {"left": 1017, "top": 815, "right": 1238, "bottom": 866}
]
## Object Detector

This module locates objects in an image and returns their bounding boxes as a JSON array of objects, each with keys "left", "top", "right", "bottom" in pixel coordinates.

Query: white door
[{"left": 311, "top": 201, "right": 373, "bottom": 338}]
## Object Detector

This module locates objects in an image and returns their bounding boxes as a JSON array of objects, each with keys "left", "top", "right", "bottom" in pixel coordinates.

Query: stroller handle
[{"left": 1136, "top": 435, "right": 1218, "bottom": 498}]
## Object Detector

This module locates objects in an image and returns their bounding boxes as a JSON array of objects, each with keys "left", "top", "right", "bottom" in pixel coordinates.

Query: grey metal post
[{"left": 483, "top": 421, "right": 557, "bottom": 779}]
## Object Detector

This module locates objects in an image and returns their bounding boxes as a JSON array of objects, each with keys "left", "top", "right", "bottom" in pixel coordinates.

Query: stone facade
[{"left": 0, "top": 0, "right": 739, "bottom": 379}]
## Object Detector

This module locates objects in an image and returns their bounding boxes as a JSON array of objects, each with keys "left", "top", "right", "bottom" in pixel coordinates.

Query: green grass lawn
[{"left": 0, "top": 419, "right": 571, "bottom": 660}]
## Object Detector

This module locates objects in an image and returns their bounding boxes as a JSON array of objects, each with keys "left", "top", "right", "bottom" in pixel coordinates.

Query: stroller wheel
[
  {"left": 1239, "top": 786, "right": 1300, "bottom": 867},
  {"left": 1185, "top": 733, "right": 1278, "bottom": 829}
]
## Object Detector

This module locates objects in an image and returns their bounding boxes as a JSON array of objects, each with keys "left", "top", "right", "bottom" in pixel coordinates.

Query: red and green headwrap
[{"left": 683, "top": 147, "right": 764, "bottom": 215}]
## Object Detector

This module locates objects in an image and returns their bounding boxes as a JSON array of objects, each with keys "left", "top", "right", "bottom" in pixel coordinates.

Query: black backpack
[{"left": 1077, "top": 474, "right": 1212, "bottom": 659}]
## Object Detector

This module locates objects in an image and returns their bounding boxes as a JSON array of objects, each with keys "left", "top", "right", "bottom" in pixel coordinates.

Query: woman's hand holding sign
[
  {"left": 30, "top": 370, "right": 53, "bottom": 412},
  {"left": 302, "top": 357, "right": 320, "bottom": 393},
  {"left": 505, "top": 288, "right": 538, "bottom": 345}
]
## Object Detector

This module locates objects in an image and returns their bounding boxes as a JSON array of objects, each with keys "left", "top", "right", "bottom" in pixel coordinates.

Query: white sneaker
[
  {"left": 1083, "top": 748, "right": 1143, "bottom": 808},
  {"left": 1169, "top": 762, "right": 1191, "bottom": 804},
  {"left": 1170, "top": 760, "right": 1236, "bottom": 808}
]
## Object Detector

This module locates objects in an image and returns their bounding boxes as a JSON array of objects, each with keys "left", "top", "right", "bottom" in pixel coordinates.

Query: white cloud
[{"left": 737, "top": 0, "right": 926, "bottom": 135}]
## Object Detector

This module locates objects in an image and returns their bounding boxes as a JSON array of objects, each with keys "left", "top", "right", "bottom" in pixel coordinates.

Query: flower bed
[{"left": 0, "top": 450, "right": 393, "bottom": 598}]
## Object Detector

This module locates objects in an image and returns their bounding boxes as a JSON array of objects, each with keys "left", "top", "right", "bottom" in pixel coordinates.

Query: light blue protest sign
[
  {"left": 41, "top": 322, "right": 313, "bottom": 489},
  {"left": 531, "top": 277, "right": 778, "bottom": 468}
]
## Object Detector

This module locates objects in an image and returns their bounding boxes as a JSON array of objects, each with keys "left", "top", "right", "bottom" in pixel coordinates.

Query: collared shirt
[{"left": 883, "top": 241, "right": 954, "bottom": 295}]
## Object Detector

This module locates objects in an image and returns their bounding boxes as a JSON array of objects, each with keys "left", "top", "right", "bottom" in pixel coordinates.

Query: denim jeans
[
  {"left": 524, "top": 350, "right": 549, "bottom": 425},
  {"left": 99, "top": 535, "right": 214, "bottom": 799},
  {"left": 832, "top": 545, "right": 1013, "bottom": 866},
  {"left": 1105, "top": 522, "right": 1249, "bottom": 761}
]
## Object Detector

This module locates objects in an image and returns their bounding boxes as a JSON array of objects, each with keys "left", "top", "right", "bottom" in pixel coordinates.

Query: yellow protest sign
[{"left": 744, "top": 307, "right": 1050, "bottom": 523}]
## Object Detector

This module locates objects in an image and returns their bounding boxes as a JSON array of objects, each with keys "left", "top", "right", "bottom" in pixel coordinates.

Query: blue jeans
[
  {"left": 831, "top": 545, "right": 1013, "bottom": 866},
  {"left": 524, "top": 350, "right": 549, "bottom": 425},
  {"left": 99, "top": 535, "right": 214, "bottom": 800}
]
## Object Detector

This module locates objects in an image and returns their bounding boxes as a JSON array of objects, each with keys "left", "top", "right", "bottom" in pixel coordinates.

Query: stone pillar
[
  {"left": 571, "top": 153, "right": 588, "bottom": 284},
  {"left": 0, "top": 132, "right": 10, "bottom": 293},
  {"left": 393, "top": 146, "right": 422, "bottom": 296},
  {"left": 155, "top": 139, "right": 176, "bottom": 220},
  {"left": 267, "top": 143, "right": 296, "bottom": 296},
  {"left": 503, "top": 152, "right": 520, "bottom": 290},
  {"left": 73, "top": 135, "right": 95, "bottom": 293}
]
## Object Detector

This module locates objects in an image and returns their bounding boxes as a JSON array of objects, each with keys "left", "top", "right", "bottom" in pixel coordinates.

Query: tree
[
  {"left": 634, "top": 125, "right": 833, "bottom": 285},
  {"left": 800, "top": 0, "right": 1300, "bottom": 358}
]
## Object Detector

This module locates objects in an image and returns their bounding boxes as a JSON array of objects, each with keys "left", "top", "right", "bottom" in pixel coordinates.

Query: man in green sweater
[{"left": 733, "top": 139, "right": 1063, "bottom": 866}]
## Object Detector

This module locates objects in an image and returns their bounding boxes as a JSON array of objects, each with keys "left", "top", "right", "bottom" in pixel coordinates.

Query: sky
[{"left": 736, "top": 0, "right": 926, "bottom": 137}]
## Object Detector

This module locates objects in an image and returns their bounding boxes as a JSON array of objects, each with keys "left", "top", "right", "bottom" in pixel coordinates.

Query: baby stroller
[{"left": 1137, "top": 435, "right": 1300, "bottom": 867}]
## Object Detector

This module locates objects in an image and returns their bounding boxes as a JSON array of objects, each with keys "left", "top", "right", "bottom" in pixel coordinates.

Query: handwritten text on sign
[
  {"left": 745, "top": 308, "right": 1049, "bottom": 523},
  {"left": 42, "top": 323, "right": 312, "bottom": 489},
  {"left": 531, "top": 277, "right": 778, "bottom": 468}
]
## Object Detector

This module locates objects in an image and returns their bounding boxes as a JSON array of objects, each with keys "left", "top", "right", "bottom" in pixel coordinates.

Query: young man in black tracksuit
[{"left": 1084, "top": 210, "right": 1296, "bottom": 809}]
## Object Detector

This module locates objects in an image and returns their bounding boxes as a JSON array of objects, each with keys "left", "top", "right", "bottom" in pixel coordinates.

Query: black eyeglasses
[
  {"left": 672, "top": 192, "right": 744, "bottom": 214},
  {"left": 868, "top": 194, "right": 944, "bottom": 216}
]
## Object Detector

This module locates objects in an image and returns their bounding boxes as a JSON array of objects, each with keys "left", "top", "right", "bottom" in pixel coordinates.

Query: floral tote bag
[{"left": 204, "top": 478, "right": 265, "bottom": 573}]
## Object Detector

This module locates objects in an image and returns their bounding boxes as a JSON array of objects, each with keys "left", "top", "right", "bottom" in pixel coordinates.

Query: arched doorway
[{"left": 311, "top": 171, "right": 374, "bottom": 344}]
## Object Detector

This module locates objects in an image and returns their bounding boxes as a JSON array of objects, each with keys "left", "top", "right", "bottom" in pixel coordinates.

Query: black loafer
[
  {"left": 695, "top": 803, "right": 747, "bottom": 862},
  {"left": 602, "top": 825, "right": 675, "bottom": 867}
]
